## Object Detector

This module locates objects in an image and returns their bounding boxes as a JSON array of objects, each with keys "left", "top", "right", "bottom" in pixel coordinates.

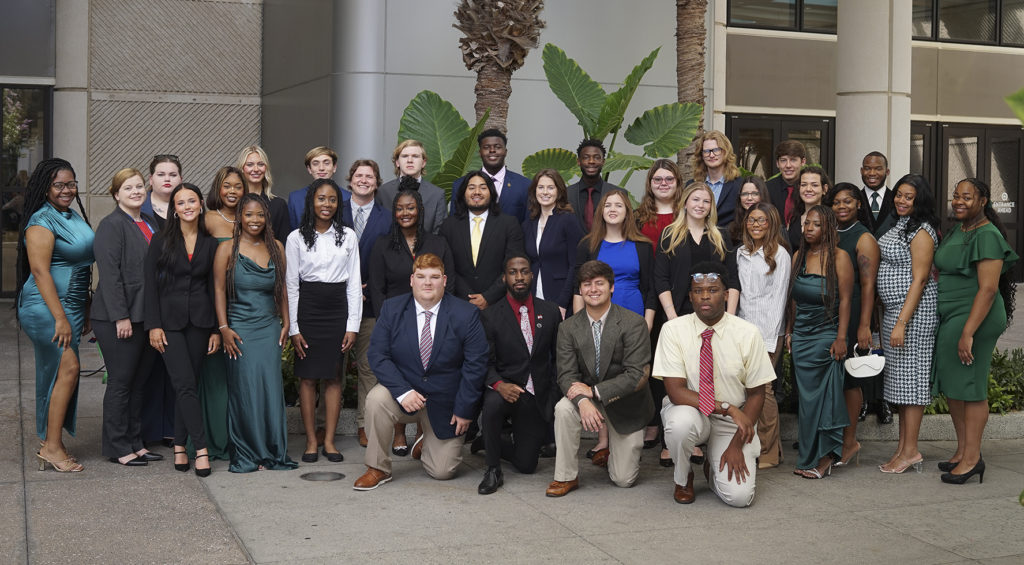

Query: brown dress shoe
[
  {"left": 358, "top": 427, "right": 368, "bottom": 448},
  {"left": 411, "top": 433, "right": 424, "bottom": 460},
  {"left": 674, "top": 471, "right": 695, "bottom": 504},
  {"left": 353, "top": 467, "right": 392, "bottom": 491},
  {"left": 545, "top": 478, "right": 579, "bottom": 497},
  {"left": 591, "top": 448, "right": 610, "bottom": 467},
  {"left": 315, "top": 426, "right": 326, "bottom": 447}
]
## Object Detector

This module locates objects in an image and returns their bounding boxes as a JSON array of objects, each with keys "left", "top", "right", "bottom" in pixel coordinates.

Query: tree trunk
[
  {"left": 676, "top": 0, "right": 708, "bottom": 181},
  {"left": 475, "top": 63, "right": 513, "bottom": 134}
]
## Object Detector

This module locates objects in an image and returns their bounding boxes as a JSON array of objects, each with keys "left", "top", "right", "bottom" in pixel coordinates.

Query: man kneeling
[{"left": 657, "top": 261, "right": 774, "bottom": 507}]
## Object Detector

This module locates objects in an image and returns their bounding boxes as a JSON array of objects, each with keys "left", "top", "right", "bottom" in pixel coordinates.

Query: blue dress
[
  {"left": 17, "top": 203, "right": 95, "bottom": 440},
  {"left": 597, "top": 240, "right": 644, "bottom": 316}
]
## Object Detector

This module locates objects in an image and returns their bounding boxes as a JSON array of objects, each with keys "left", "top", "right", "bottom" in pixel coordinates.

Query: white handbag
[{"left": 844, "top": 348, "right": 885, "bottom": 378}]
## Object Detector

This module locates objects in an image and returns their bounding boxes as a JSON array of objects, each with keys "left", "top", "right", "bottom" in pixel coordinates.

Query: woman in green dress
[
  {"left": 785, "top": 205, "right": 854, "bottom": 479},
  {"left": 16, "top": 159, "right": 94, "bottom": 472},
  {"left": 215, "top": 193, "right": 298, "bottom": 472},
  {"left": 933, "top": 178, "right": 1018, "bottom": 485}
]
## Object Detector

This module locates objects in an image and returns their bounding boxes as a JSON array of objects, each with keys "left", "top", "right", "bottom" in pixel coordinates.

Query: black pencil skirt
[{"left": 294, "top": 280, "right": 348, "bottom": 380}]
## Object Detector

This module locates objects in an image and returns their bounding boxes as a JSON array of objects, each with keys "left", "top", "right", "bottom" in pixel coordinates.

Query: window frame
[{"left": 726, "top": 0, "right": 838, "bottom": 36}]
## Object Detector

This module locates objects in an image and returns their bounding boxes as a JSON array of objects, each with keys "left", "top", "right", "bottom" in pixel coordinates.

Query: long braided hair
[
  {"left": 386, "top": 187, "right": 426, "bottom": 254},
  {"left": 789, "top": 205, "right": 841, "bottom": 326},
  {"left": 298, "top": 178, "right": 347, "bottom": 251},
  {"left": 224, "top": 193, "right": 287, "bottom": 311},
  {"left": 15, "top": 159, "right": 92, "bottom": 303},
  {"left": 155, "top": 183, "right": 209, "bottom": 292}
]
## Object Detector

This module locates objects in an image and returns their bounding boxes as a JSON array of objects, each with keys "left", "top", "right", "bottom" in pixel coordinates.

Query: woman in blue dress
[{"left": 16, "top": 159, "right": 94, "bottom": 472}]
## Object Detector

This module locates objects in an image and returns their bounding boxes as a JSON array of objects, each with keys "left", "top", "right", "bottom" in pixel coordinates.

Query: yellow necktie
[{"left": 471, "top": 217, "right": 483, "bottom": 266}]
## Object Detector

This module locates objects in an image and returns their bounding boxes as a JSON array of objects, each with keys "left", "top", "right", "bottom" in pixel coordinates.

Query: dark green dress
[
  {"left": 226, "top": 255, "right": 297, "bottom": 472},
  {"left": 188, "top": 237, "right": 231, "bottom": 460},
  {"left": 791, "top": 264, "right": 850, "bottom": 469},
  {"left": 932, "top": 223, "right": 1018, "bottom": 402},
  {"left": 837, "top": 221, "right": 879, "bottom": 395}
]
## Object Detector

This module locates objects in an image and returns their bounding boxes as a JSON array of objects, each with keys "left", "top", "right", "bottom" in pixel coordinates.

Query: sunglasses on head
[{"left": 691, "top": 273, "right": 720, "bottom": 283}]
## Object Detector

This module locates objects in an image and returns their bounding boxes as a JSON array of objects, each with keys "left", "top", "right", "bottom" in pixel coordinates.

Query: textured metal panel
[
  {"left": 90, "top": 0, "right": 262, "bottom": 94},
  {"left": 88, "top": 99, "right": 260, "bottom": 195}
]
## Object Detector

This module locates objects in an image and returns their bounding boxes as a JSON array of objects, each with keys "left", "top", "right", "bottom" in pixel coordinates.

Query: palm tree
[
  {"left": 676, "top": 0, "right": 708, "bottom": 179},
  {"left": 453, "top": 0, "right": 546, "bottom": 133}
]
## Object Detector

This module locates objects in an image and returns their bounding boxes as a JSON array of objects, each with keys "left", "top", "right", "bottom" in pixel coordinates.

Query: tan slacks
[
  {"left": 553, "top": 397, "right": 643, "bottom": 487},
  {"left": 757, "top": 381, "right": 782, "bottom": 467},
  {"left": 363, "top": 384, "right": 463, "bottom": 479}
]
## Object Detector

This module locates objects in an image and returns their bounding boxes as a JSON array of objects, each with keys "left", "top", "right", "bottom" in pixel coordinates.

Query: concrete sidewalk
[{"left": 3, "top": 302, "right": 1024, "bottom": 565}]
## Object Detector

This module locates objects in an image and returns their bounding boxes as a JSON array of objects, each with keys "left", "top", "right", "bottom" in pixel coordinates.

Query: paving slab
[{"left": 0, "top": 482, "right": 27, "bottom": 565}]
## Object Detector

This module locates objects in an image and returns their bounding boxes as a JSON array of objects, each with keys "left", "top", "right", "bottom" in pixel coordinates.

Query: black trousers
[
  {"left": 481, "top": 388, "right": 548, "bottom": 473},
  {"left": 95, "top": 320, "right": 157, "bottom": 458},
  {"left": 162, "top": 324, "right": 211, "bottom": 450}
]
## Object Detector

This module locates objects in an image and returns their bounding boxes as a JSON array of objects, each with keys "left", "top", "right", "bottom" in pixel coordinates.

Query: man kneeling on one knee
[
  {"left": 546, "top": 260, "right": 654, "bottom": 497},
  {"left": 657, "top": 261, "right": 774, "bottom": 507}
]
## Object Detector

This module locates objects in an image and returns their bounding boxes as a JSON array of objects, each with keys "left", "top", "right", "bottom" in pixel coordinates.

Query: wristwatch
[{"left": 719, "top": 402, "right": 730, "bottom": 414}]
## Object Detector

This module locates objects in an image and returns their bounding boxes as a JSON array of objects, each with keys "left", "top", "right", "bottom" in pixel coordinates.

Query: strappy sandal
[
  {"left": 37, "top": 452, "right": 84, "bottom": 473},
  {"left": 40, "top": 441, "right": 77, "bottom": 462}
]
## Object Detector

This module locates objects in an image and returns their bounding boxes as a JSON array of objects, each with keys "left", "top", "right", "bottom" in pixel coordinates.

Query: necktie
[
  {"left": 698, "top": 327, "right": 716, "bottom": 416},
  {"left": 584, "top": 187, "right": 596, "bottom": 232},
  {"left": 784, "top": 186, "right": 795, "bottom": 225},
  {"left": 355, "top": 207, "right": 366, "bottom": 241},
  {"left": 592, "top": 320, "right": 603, "bottom": 379},
  {"left": 871, "top": 192, "right": 880, "bottom": 219},
  {"left": 520, "top": 305, "right": 535, "bottom": 395},
  {"left": 471, "top": 217, "right": 483, "bottom": 266},
  {"left": 419, "top": 311, "right": 433, "bottom": 370}
]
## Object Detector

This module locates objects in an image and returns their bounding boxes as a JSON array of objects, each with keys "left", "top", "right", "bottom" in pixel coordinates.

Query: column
[
  {"left": 331, "top": 0, "right": 387, "bottom": 172},
  {"left": 53, "top": 0, "right": 90, "bottom": 207},
  {"left": 835, "top": 0, "right": 912, "bottom": 184}
]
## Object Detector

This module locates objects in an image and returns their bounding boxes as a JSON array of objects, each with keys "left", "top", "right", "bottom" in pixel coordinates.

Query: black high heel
[
  {"left": 940, "top": 459, "right": 985, "bottom": 485},
  {"left": 173, "top": 449, "right": 190, "bottom": 472},
  {"left": 938, "top": 453, "right": 977, "bottom": 473},
  {"left": 194, "top": 454, "right": 211, "bottom": 478}
]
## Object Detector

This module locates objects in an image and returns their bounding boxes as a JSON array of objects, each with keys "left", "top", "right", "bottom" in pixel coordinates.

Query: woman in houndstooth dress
[{"left": 876, "top": 174, "right": 941, "bottom": 473}]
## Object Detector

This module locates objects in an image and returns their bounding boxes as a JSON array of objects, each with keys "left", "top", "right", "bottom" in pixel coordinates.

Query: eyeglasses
[
  {"left": 691, "top": 272, "right": 720, "bottom": 283},
  {"left": 154, "top": 154, "right": 180, "bottom": 161},
  {"left": 651, "top": 176, "right": 676, "bottom": 185},
  {"left": 746, "top": 217, "right": 768, "bottom": 226},
  {"left": 701, "top": 148, "right": 723, "bottom": 157},
  {"left": 51, "top": 181, "right": 79, "bottom": 191},
  {"left": 740, "top": 191, "right": 760, "bottom": 199}
]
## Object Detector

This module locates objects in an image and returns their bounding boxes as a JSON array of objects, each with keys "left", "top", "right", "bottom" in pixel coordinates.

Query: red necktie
[
  {"left": 419, "top": 311, "right": 433, "bottom": 370},
  {"left": 785, "top": 186, "right": 795, "bottom": 224},
  {"left": 698, "top": 327, "right": 715, "bottom": 416},
  {"left": 584, "top": 187, "right": 596, "bottom": 232}
]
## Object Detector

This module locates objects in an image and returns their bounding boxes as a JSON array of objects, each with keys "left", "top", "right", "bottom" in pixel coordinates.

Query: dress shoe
[
  {"left": 110, "top": 456, "right": 148, "bottom": 467},
  {"left": 161, "top": 438, "right": 174, "bottom": 448},
  {"left": 470, "top": 435, "right": 486, "bottom": 455},
  {"left": 478, "top": 467, "right": 504, "bottom": 495},
  {"left": 591, "top": 448, "right": 609, "bottom": 467},
  {"left": 674, "top": 472, "right": 695, "bottom": 504},
  {"left": 315, "top": 426, "right": 326, "bottom": 447},
  {"left": 463, "top": 430, "right": 478, "bottom": 444},
  {"left": 353, "top": 467, "right": 392, "bottom": 491},
  {"left": 539, "top": 443, "right": 556, "bottom": 458},
  {"left": 358, "top": 427, "right": 368, "bottom": 448},
  {"left": 659, "top": 456, "right": 674, "bottom": 468},
  {"left": 858, "top": 400, "right": 869, "bottom": 422},
  {"left": 301, "top": 452, "right": 318, "bottom": 463},
  {"left": 136, "top": 452, "right": 164, "bottom": 462},
  {"left": 585, "top": 448, "right": 599, "bottom": 458},
  {"left": 411, "top": 434, "right": 424, "bottom": 460},
  {"left": 941, "top": 459, "right": 985, "bottom": 485},
  {"left": 643, "top": 438, "right": 660, "bottom": 449},
  {"left": 877, "top": 401, "right": 894, "bottom": 424},
  {"left": 173, "top": 449, "right": 190, "bottom": 472},
  {"left": 545, "top": 478, "right": 579, "bottom": 497},
  {"left": 322, "top": 447, "right": 344, "bottom": 463},
  {"left": 194, "top": 454, "right": 211, "bottom": 478}
]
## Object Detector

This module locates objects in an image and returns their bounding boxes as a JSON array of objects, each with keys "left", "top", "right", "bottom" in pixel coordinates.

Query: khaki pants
[
  {"left": 363, "top": 384, "right": 463, "bottom": 479},
  {"left": 662, "top": 400, "right": 760, "bottom": 508},
  {"left": 756, "top": 381, "right": 782, "bottom": 467},
  {"left": 353, "top": 317, "right": 378, "bottom": 427},
  {"left": 553, "top": 397, "right": 643, "bottom": 487}
]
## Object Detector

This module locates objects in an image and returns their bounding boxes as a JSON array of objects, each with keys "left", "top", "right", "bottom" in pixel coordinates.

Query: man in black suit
[
  {"left": 473, "top": 253, "right": 562, "bottom": 494},
  {"left": 450, "top": 129, "right": 531, "bottom": 224},
  {"left": 861, "top": 151, "right": 897, "bottom": 239},
  {"left": 567, "top": 139, "right": 623, "bottom": 233},
  {"left": 438, "top": 171, "right": 525, "bottom": 310},
  {"left": 764, "top": 140, "right": 807, "bottom": 228},
  {"left": 690, "top": 130, "right": 742, "bottom": 228}
]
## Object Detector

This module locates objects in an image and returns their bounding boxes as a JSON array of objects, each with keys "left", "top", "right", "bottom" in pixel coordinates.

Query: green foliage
[
  {"left": 623, "top": 102, "right": 704, "bottom": 159},
  {"left": 603, "top": 151, "right": 654, "bottom": 174},
  {"left": 432, "top": 109, "right": 490, "bottom": 202},
  {"left": 541, "top": 44, "right": 606, "bottom": 139},
  {"left": 522, "top": 148, "right": 579, "bottom": 185},
  {"left": 594, "top": 47, "right": 660, "bottom": 142},
  {"left": 1006, "top": 85, "right": 1024, "bottom": 126},
  {"left": 925, "top": 347, "right": 1024, "bottom": 415}
]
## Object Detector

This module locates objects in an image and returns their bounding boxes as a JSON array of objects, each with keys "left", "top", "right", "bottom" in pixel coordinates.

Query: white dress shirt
[
  {"left": 863, "top": 185, "right": 888, "bottom": 211},
  {"left": 735, "top": 244, "right": 791, "bottom": 353},
  {"left": 285, "top": 225, "right": 363, "bottom": 336},
  {"left": 396, "top": 298, "right": 442, "bottom": 403},
  {"left": 488, "top": 166, "right": 507, "bottom": 199},
  {"left": 535, "top": 218, "right": 546, "bottom": 299}
]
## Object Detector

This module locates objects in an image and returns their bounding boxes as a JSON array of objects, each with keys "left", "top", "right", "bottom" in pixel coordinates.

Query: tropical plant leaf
[
  {"left": 432, "top": 109, "right": 491, "bottom": 201},
  {"left": 623, "top": 102, "right": 703, "bottom": 159},
  {"left": 738, "top": 166, "right": 755, "bottom": 178},
  {"left": 522, "top": 148, "right": 579, "bottom": 185},
  {"left": 594, "top": 47, "right": 660, "bottom": 142},
  {"left": 542, "top": 43, "right": 606, "bottom": 138},
  {"left": 603, "top": 151, "right": 654, "bottom": 174},
  {"left": 397, "top": 91, "right": 470, "bottom": 180},
  {"left": 1007, "top": 85, "right": 1024, "bottom": 126}
]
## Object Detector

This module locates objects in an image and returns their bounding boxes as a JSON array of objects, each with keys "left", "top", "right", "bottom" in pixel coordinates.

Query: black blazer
[
  {"left": 143, "top": 230, "right": 218, "bottom": 331},
  {"left": 92, "top": 208, "right": 157, "bottom": 323},
  {"left": 574, "top": 239, "right": 658, "bottom": 313},
  {"left": 438, "top": 211, "right": 525, "bottom": 305},
  {"left": 686, "top": 177, "right": 742, "bottom": 229},
  {"left": 653, "top": 233, "right": 740, "bottom": 316},
  {"left": 864, "top": 186, "right": 898, "bottom": 238},
  {"left": 765, "top": 175, "right": 792, "bottom": 217},
  {"left": 367, "top": 233, "right": 457, "bottom": 318},
  {"left": 567, "top": 179, "right": 623, "bottom": 232},
  {"left": 256, "top": 193, "right": 290, "bottom": 246},
  {"left": 522, "top": 210, "right": 585, "bottom": 310},
  {"left": 481, "top": 296, "right": 562, "bottom": 421}
]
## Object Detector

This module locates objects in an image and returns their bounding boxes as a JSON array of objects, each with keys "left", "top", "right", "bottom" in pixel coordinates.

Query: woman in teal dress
[
  {"left": 215, "top": 193, "right": 297, "bottom": 472},
  {"left": 933, "top": 178, "right": 1018, "bottom": 485},
  {"left": 15, "top": 159, "right": 94, "bottom": 472},
  {"left": 785, "top": 205, "right": 854, "bottom": 479}
]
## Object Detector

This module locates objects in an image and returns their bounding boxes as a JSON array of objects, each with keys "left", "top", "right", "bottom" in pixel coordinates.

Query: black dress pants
[
  {"left": 162, "top": 324, "right": 212, "bottom": 450},
  {"left": 481, "top": 388, "right": 548, "bottom": 473},
  {"left": 95, "top": 320, "right": 157, "bottom": 458}
]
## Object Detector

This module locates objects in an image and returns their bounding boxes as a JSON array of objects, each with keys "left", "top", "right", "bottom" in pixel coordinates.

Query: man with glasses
[
  {"left": 657, "top": 261, "right": 774, "bottom": 507},
  {"left": 688, "top": 131, "right": 743, "bottom": 228}
]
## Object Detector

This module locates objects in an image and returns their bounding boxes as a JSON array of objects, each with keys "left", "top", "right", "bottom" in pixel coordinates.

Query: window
[
  {"left": 726, "top": 114, "right": 835, "bottom": 180},
  {"left": 727, "top": 1, "right": 838, "bottom": 34}
]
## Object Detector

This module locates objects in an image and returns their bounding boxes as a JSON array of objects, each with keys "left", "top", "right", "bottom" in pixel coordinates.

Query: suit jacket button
[{"left": 422, "top": 376, "right": 428, "bottom": 381}]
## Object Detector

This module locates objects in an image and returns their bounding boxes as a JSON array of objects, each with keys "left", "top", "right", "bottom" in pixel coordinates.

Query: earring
[{"left": 173, "top": 212, "right": 178, "bottom": 218}]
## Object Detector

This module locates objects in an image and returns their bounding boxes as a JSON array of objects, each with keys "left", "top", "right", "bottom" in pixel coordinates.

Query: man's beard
[
  {"left": 468, "top": 202, "right": 489, "bottom": 214},
  {"left": 510, "top": 286, "right": 531, "bottom": 302}
]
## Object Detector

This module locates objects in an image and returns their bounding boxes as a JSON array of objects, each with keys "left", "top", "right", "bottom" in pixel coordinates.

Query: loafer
[
  {"left": 353, "top": 467, "right": 392, "bottom": 491},
  {"left": 136, "top": 452, "right": 164, "bottom": 462},
  {"left": 545, "top": 478, "right": 579, "bottom": 497},
  {"left": 478, "top": 467, "right": 504, "bottom": 495},
  {"left": 358, "top": 427, "right": 368, "bottom": 448},
  {"left": 674, "top": 472, "right": 695, "bottom": 504},
  {"left": 539, "top": 443, "right": 556, "bottom": 458},
  {"left": 110, "top": 456, "right": 148, "bottom": 467},
  {"left": 411, "top": 434, "right": 424, "bottom": 460},
  {"left": 591, "top": 448, "right": 609, "bottom": 467},
  {"left": 322, "top": 448, "right": 343, "bottom": 463},
  {"left": 301, "top": 452, "right": 318, "bottom": 463}
]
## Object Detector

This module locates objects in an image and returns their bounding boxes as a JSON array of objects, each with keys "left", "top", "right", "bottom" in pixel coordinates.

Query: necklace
[
  {"left": 241, "top": 237, "right": 261, "bottom": 246},
  {"left": 961, "top": 215, "right": 987, "bottom": 232},
  {"left": 837, "top": 221, "right": 859, "bottom": 233},
  {"left": 217, "top": 210, "right": 236, "bottom": 223},
  {"left": 810, "top": 250, "right": 821, "bottom": 255}
]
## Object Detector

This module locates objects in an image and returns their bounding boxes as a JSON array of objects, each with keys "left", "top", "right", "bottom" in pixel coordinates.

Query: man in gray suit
[
  {"left": 375, "top": 139, "right": 448, "bottom": 233},
  {"left": 546, "top": 260, "right": 654, "bottom": 497},
  {"left": 566, "top": 139, "right": 623, "bottom": 233}
]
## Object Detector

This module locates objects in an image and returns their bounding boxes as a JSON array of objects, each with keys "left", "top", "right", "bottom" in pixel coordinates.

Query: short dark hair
[
  {"left": 688, "top": 261, "right": 729, "bottom": 288},
  {"left": 864, "top": 151, "right": 888, "bottom": 168},
  {"left": 774, "top": 140, "right": 806, "bottom": 161},
  {"left": 503, "top": 251, "right": 532, "bottom": 271},
  {"left": 478, "top": 129, "right": 507, "bottom": 145},
  {"left": 578, "top": 260, "right": 615, "bottom": 287},
  {"left": 577, "top": 138, "right": 606, "bottom": 157}
]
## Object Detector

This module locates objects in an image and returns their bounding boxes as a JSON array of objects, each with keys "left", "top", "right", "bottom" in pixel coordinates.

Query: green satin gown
[
  {"left": 225, "top": 255, "right": 297, "bottom": 472},
  {"left": 188, "top": 237, "right": 231, "bottom": 460}
]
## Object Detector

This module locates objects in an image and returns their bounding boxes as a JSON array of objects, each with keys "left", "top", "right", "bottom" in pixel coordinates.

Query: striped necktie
[{"left": 698, "top": 327, "right": 716, "bottom": 416}]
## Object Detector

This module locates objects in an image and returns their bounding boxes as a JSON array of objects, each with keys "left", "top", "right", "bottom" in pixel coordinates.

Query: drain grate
[{"left": 300, "top": 472, "right": 344, "bottom": 481}]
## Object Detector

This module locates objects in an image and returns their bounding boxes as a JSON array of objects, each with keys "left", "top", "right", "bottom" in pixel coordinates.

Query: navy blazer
[
  {"left": 368, "top": 293, "right": 489, "bottom": 440},
  {"left": 288, "top": 184, "right": 351, "bottom": 232},
  {"left": 342, "top": 199, "right": 391, "bottom": 318},
  {"left": 522, "top": 210, "right": 585, "bottom": 310},
  {"left": 450, "top": 170, "right": 531, "bottom": 224},
  {"left": 686, "top": 178, "right": 741, "bottom": 229}
]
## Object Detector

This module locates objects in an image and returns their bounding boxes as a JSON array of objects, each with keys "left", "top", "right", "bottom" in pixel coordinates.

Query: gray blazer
[
  {"left": 91, "top": 207, "right": 157, "bottom": 323},
  {"left": 556, "top": 303, "right": 654, "bottom": 435},
  {"left": 566, "top": 178, "right": 623, "bottom": 232},
  {"left": 376, "top": 176, "right": 448, "bottom": 234}
]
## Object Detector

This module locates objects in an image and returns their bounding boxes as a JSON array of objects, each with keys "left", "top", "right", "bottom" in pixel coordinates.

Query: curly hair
[
  {"left": 789, "top": 205, "right": 841, "bottom": 327},
  {"left": 298, "top": 178, "right": 348, "bottom": 251},
  {"left": 387, "top": 187, "right": 426, "bottom": 255},
  {"left": 889, "top": 174, "right": 942, "bottom": 244},
  {"left": 224, "top": 193, "right": 287, "bottom": 311},
  {"left": 635, "top": 159, "right": 683, "bottom": 229}
]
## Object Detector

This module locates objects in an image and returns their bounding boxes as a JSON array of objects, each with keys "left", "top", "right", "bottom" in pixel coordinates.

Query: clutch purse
[{"left": 844, "top": 349, "right": 884, "bottom": 378}]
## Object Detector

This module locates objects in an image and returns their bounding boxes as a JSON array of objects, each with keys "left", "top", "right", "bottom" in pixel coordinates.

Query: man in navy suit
[
  {"left": 449, "top": 129, "right": 531, "bottom": 224},
  {"left": 287, "top": 146, "right": 350, "bottom": 230},
  {"left": 340, "top": 159, "right": 392, "bottom": 447},
  {"left": 355, "top": 254, "right": 490, "bottom": 489},
  {"left": 689, "top": 131, "right": 742, "bottom": 229}
]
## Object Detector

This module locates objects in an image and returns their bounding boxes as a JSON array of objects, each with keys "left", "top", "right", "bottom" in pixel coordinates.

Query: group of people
[{"left": 15, "top": 127, "right": 1015, "bottom": 507}]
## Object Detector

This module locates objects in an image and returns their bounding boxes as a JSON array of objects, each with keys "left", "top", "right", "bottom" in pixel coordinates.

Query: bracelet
[
  {"left": 219, "top": 325, "right": 228, "bottom": 330},
  {"left": 897, "top": 317, "right": 907, "bottom": 326}
]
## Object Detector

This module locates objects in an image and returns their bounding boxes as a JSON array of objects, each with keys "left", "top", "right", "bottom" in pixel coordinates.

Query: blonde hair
[
  {"left": 235, "top": 145, "right": 275, "bottom": 199},
  {"left": 304, "top": 146, "right": 338, "bottom": 168},
  {"left": 108, "top": 168, "right": 145, "bottom": 201},
  {"left": 392, "top": 140, "right": 427, "bottom": 178},
  {"left": 661, "top": 182, "right": 728, "bottom": 260},
  {"left": 690, "top": 130, "right": 740, "bottom": 183}
]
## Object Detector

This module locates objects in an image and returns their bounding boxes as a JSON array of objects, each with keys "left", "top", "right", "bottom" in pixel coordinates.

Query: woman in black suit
[
  {"left": 785, "top": 166, "right": 832, "bottom": 252},
  {"left": 94, "top": 168, "right": 161, "bottom": 466},
  {"left": 144, "top": 183, "right": 221, "bottom": 477},
  {"left": 522, "top": 168, "right": 583, "bottom": 319}
]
